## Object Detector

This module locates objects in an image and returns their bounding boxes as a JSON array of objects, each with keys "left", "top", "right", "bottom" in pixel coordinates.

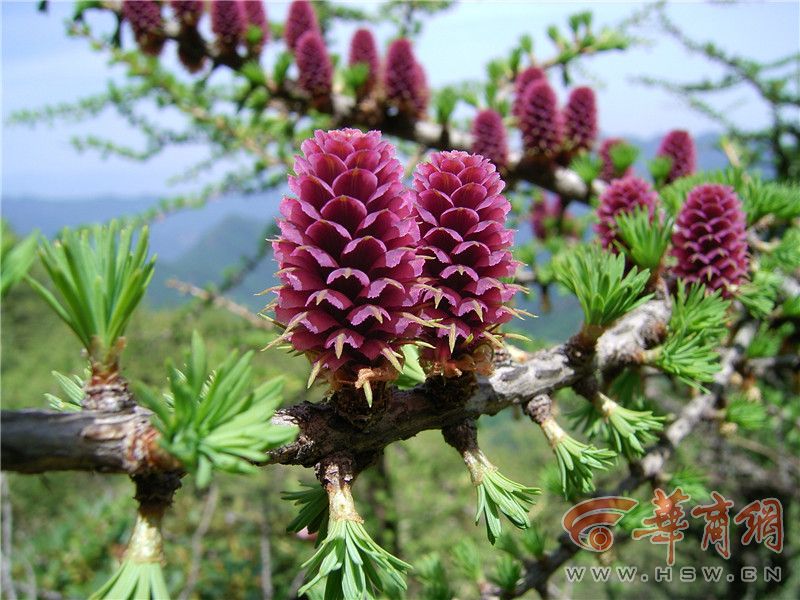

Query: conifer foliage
[{"left": 5, "top": 3, "right": 799, "bottom": 600}]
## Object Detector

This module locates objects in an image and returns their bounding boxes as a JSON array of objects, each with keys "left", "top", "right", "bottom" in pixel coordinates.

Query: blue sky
[{"left": 2, "top": 1, "right": 798, "bottom": 199}]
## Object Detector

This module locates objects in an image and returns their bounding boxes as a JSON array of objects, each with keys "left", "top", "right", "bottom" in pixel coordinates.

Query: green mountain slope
[{"left": 147, "top": 214, "right": 274, "bottom": 308}]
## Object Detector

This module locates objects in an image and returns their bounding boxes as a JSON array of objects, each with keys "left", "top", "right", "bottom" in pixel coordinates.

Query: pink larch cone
[
  {"left": 348, "top": 28, "right": 379, "bottom": 99},
  {"left": 295, "top": 30, "right": 333, "bottom": 106},
  {"left": 242, "top": 0, "right": 269, "bottom": 54},
  {"left": 170, "top": 0, "right": 203, "bottom": 27},
  {"left": 562, "top": 86, "right": 597, "bottom": 153},
  {"left": 171, "top": 0, "right": 205, "bottom": 72},
  {"left": 520, "top": 80, "right": 562, "bottom": 158},
  {"left": 211, "top": 0, "right": 245, "bottom": 54},
  {"left": 271, "top": 129, "right": 423, "bottom": 389},
  {"left": 595, "top": 176, "right": 658, "bottom": 250},
  {"left": 658, "top": 130, "right": 697, "bottom": 183},
  {"left": 671, "top": 184, "right": 748, "bottom": 296},
  {"left": 384, "top": 38, "right": 427, "bottom": 119},
  {"left": 513, "top": 66, "right": 546, "bottom": 118},
  {"left": 599, "top": 138, "right": 633, "bottom": 182},
  {"left": 284, "top": 0, "right": 320, "bottom": 52},
  {"left": 412, "top": 151, "right": 520, "bottom": 376},
  {"left": 123, "top": 0, "right": 165, "bottom": 56},
  {"left": 472, "top": 109, "right": 509, "bottom": 170}
]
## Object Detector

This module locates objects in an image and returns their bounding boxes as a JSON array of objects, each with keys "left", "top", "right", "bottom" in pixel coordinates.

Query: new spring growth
[
  {"left": 91, "top": 473, "right": 178, "bottom": 600},
  {"left": 554, "top": 244, "right": 651, "bottom": 352},
  {"left": 90, "top": 506, "right": 170, "bottom": 600},
  {"left": 614, "top": 206, "right": 674, "bottom": 276},
  {"left": 641, "top": 281, "right": 731, "bottom": 389},
  {"left": 29, "top": 221, "right": 155, "bottom": 410},
  {"left": 573, "top": 392, "right": 665, "bottom": 459},
  {"left": 137, "top": 332, "right": 298, "bottom": 488},
  {"left": 299, "top": 457, "right": 411, "bottom": 600},
  {"left": 526, "top": 395, "right": 616, "bottom": 498},
  {"left": 443, "top": 421, "right": 540, "bottom": 544}
]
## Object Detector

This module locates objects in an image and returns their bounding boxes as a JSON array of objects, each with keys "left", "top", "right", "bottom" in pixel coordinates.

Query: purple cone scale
[
  {"left": 658, "top": 130, "right": 697, "bottom": 183},
  {"left": 284, "top": 0, "right": 320, "bottom": 51},
  {"left": 272, "top": 129, "right": 423, "bottom": 388},
  {"left": 348, "top": 28, "right": 379, "bottom": 98},
  {"left": 123, "top": 0, "right": 165, "bottom": 56},
  {"left": 599, "top": 138, "right": 632, "bottom": 182},
  {"left": 385, "top": 38, "right": 427, "bottom": 119},
  {"left": 513, "top": 67, "right": 546, "bottom": 118},
  {"left": 671, "top": 184, "right": 748, "bottom": 296},
  {"left": 296, "top": 30, "right": 333, "bottom": 102},
  {"left": 243, "top": 0, "right": 269, "bottom": 54},
  {"left": 595, "top": 176, "right": 658, "bottom": 250},
  {"left": 520, "top": 80, "right": 562, "bottom": 157},
  {"left": 211, "top": 0, "right": 245, "bottom": 53},
  {"left": 412, "top": 151, "right": 518, "bottom": 375},
  {"left": 472, "top": 109, "right": 508, "bottom": 170},
  {"left": 562, "top": 86, "right": 597, "bottom": 153}
]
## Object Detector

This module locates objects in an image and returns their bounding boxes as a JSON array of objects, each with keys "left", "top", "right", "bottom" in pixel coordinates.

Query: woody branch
[
  {"left": 1, "top": 292, "right": 668, "bottom": 474},
  {"left": 78, "top": 9, "right": 605, "bottom": 204},
  {"left": 507, "top": 320, "right": 759, "bottom": 599}
]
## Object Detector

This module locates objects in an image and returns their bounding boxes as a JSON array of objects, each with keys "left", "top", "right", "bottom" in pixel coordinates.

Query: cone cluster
[
  {"left": 563, "top": 86, "right": 597, "bottom": 153},
  {"left": 242, "top": 0, "right": 269, "bottom": 54},
  {"left": 211, "top": 0, "right": 245, "bottom": 54},
  {"left": 512, "top": 70, "right": 598, "bottom": 158},
  {"left": 599, "top": 138, "right": 632, "bottom": 182},
  {"left": 285, "top": 0, "right": 320, "bottom": 52},
  {"left": 349, "top": 28, "right": 380, "bottom": 98},
  {"left": 519, "top": 80, "right": 563, "bottom": 157},
  {"left": 513, "top": 67, "right": 545, "bottom": 118},
  {"left": 271, "top": 132, "right": 521, "bottom": 384}
]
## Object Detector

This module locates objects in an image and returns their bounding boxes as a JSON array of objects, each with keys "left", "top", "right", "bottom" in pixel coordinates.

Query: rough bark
[{"left": 0, "top": 407, "right": 178, "bottom": 474}]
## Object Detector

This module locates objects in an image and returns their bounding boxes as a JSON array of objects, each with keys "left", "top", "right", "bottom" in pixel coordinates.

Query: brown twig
[
  {"left": 177, "top": 485, "right": 220, "bottom": 600},
  {"left": 166, "top": 278, "right": 271, "bottom": 330},
  {"left": 259, "top": 499, "right": 274, "bottom": 600},
  {"left": 1, "top": 295, "right": 672, "bottom": 475},
  {"left": 0, "top": 407, "right": 180, "bottom": 474}
]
